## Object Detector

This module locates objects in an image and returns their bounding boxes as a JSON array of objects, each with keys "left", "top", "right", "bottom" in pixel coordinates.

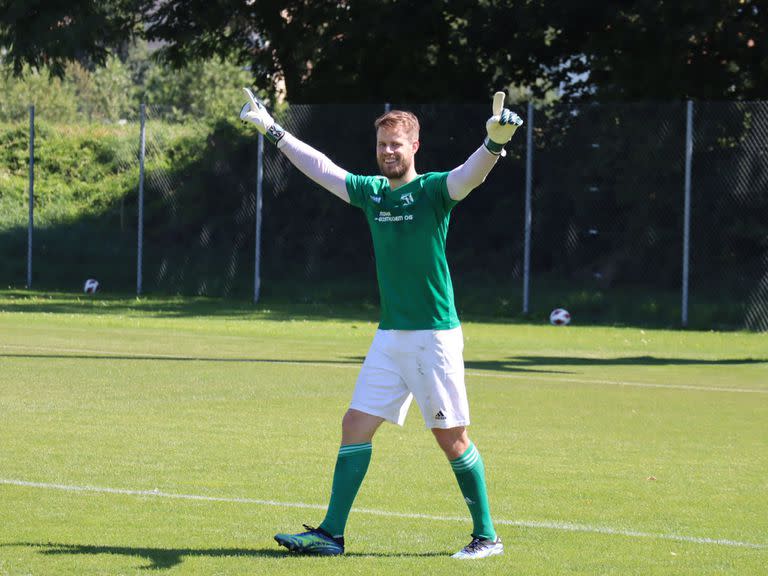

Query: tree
[
  {"left": 80, "top": 55, "right": 133, "bottom": 121},
  {"left": 546, "top": 0, "right": 768, "bottom": 100},
  {"left": 146, "top": 0, "right": 768, "bottom": 101},
  {"left": 2, "top": 0, "right": 766, "bottom": 102},
  {"left": 0, "top": 66, "right": 79, "bottom": 121},
  {"left": 0, "top": 0, "right": 146, "bottom": 77},
  {"left": 141, "top": 56, "right": 254, "bottom": 120}
]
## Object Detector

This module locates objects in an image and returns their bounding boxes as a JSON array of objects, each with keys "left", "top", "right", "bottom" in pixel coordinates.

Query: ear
[{"left": 412, "top": 139, "right": 420, "bottom": 154}]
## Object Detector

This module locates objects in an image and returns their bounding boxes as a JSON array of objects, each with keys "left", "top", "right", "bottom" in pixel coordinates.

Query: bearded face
[{"left": 376, "top": 126, "right": 418, "bottom": 180}]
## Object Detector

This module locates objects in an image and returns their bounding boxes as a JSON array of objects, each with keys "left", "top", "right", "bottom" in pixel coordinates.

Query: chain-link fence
[
  {"left": 260, "top": 103, "right": 382, "bottom": 305},
  {"left": 0, "top": 108, "right": 140, "bottom": 292},
  {"left": 137, "top": 105, "right": 258, "bottom": 297},
  {"left": 532, "top": 102, "right": 689, "bottom": 325},
  {"left": 1, "top": 101, "right": 766, "bottom": 330},
  {"left": 0, "top": 111, "right": 30, "bottom": 285},
  {"left": 691, "top": 102, "right": 768, "bottom": 331}
]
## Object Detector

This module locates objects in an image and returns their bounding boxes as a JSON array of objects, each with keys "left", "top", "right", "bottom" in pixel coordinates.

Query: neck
[{"left": 387, "top": 166, "right": 418, "bottom": 190}]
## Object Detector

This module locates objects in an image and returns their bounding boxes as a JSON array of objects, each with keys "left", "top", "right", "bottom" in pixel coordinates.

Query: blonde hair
[{"left": 374, "top": 110, "right": 420, "bottom": 140}]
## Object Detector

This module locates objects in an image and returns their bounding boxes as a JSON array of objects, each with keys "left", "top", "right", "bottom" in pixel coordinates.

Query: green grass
[{"left": 1, "top": 291, "right": 766, "bottom": 575}]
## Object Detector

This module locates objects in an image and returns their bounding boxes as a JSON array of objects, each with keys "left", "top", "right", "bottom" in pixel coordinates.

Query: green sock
[
  {"left": 450, "top": 442, "right": 497, "bottom": 541},
  {"left": 319, "top": 442, "right": 372, "bottom": 537}
]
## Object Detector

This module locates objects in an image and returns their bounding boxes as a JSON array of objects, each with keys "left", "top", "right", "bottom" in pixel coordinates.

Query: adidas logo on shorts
[{"left": 435, "top": 410, "right": 447, "bottom": 420}]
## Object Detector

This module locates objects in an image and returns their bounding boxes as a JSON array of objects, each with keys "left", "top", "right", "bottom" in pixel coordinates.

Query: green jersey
[{"left": 346, "top": 172, "right": 460, "bottom": 330}]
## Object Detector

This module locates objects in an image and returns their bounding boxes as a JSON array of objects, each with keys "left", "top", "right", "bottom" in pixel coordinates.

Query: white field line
[
  {"left": 2, "top": 343, "right": 767, "bottom": 395},
  {"left": 1, "top": 478, "right": 765, "bottom": 550},
  {"left": 464, "top": 371, "right": 768, "bottom": 394}
]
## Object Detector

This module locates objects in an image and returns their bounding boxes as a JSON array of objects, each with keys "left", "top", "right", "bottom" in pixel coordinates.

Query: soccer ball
[
  {"left": 549, "top": 308, "right": 571, "bottom": 326},
  {"left": 83, "top": 279, "right": 99, "bottom": 294}
]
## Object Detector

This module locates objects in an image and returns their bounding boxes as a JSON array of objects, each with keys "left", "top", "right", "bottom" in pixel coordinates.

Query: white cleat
[{"left": 451, "top": 536, "right": 504, "bottom": 559}]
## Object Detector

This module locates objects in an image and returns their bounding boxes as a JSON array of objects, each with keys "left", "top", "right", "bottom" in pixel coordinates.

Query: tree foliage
[
  {"left": 141, "top": 56, "right": 254, "bottom": 120},
  {"left": 1, "top": 0, "right": 766, "bottom": 102},
  {"left": 544, "top": 0, "right": 768, "bottom": 100},
  {"left": 0, "top": 43, "right": 253, "bottom": 123},
  {"left": 0, "top": 0, "right": 144, "bottom": 76},
  {"left": 139, "top": 0, "right": 566, "bottom": 102},
  {"left": 0, "top": 66, "right": 79, "bottom": 121}
]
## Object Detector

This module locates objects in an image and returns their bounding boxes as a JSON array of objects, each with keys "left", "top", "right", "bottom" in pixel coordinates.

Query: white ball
[
  {"left": 549, "top": 308, "right": 571, "bottom": 326},
  {"left": 83, "top": 279, "right": 99, "bottom": 294}
]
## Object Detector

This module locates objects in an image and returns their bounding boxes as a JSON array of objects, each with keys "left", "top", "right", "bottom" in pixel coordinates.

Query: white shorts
[{"left": 349, "top": 327, "right": 469, "bottom": 429}]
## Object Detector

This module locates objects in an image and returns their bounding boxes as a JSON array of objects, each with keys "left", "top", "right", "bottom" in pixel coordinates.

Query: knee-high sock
[
  {"left": 319, "top": 442, "right": 372, "bottom": 538},
  {"left": 450, "top": 442, "right": 497, "bottom": 540}
]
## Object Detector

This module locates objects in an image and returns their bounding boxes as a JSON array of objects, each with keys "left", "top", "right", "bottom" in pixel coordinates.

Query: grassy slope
[
  {"left": 0, "top": 122, "right": 210, "bottom": 227},
  {"left": 0, "top": 292, "right": 766, "bottom": 575}
]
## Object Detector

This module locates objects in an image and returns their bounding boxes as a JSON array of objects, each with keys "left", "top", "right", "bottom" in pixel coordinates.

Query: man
[{"left": 240, "top": 89, "right": 522, "bottom": 559}]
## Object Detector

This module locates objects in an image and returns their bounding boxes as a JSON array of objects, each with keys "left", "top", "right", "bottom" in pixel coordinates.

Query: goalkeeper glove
[
  {"left": 239, "top": 87, "right": 286, "bottom": 145},
  {"left": 484, "top": 91, "right": 523, "bottom": 157}
]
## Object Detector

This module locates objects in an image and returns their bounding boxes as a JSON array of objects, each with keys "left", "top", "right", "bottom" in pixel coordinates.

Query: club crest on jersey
[
  {"left": 400, "top": 192, "right": 415, "bottom": 206},
  {"left": 370, "top": 194, "right": 382, "bottom": 204}
]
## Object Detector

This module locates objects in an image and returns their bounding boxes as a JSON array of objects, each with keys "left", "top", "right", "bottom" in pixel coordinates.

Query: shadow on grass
[
  {"left": 465, "top": 355, "right": 767, "bottom": 372},
  {"left": 0, "top": 289, "right": 380, "bottom": 323},
  {"left": 0, "top": 352, "right": 574, "bottom": 375},
  {"left": 0, "top": 352, "right": 365, "bottom": 366},
  {"left": 1, "top": 352, "right": 764, "bottom": 377},
  {"left": 3, "top": 289, "right": 764, "bottom": 332},
  {"left": 3, "top": 542, "right": 447, "bottom": 569}
]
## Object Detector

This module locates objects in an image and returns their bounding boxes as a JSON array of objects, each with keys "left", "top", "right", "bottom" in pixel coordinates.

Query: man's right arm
[
  {"left": 240, "top": 88, "right": 350, "bottom": 203},
  {"left": 276, "top": 134, "right": 350, "bottom": 203}
]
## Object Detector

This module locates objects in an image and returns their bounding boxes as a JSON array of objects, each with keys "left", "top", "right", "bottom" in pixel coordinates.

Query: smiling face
[
  {"left": 374, "top": 110, "right": 420, "bottom": 185},
  {"left": 376, "top": 125, "right": 419, "bottom": 181}
]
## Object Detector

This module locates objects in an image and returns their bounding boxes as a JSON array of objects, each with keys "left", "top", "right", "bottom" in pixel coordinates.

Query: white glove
[
  {"left": 239, "top": 87, "right": 285, "bottom": 145},
  {"left": 484, "top": 91, "right": 523, "bottom": 156}
]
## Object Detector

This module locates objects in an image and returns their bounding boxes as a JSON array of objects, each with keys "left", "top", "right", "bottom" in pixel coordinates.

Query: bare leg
[
  {"left": 342, "top": 408, "right": 385, "bottom": 445},
  {"left": 432, "top": 425, "right": 470, "bottom": 459}
]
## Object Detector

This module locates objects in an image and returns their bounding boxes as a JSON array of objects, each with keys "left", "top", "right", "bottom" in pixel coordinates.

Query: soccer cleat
[
  {"left": 274, "top": 524, "right": 345, "bottom": 556},
  {"left": 451, "top": 535, "right": 504, "bottom": 559}
]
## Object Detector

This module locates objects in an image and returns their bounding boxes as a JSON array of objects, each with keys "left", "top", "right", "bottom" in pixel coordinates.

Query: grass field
[{"left": 1, "top": 291, "right": 766, "bottom": 575}]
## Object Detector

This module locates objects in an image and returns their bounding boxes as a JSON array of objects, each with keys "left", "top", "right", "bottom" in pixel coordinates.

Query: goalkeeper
[{"left": 241, "top": 89, "right": 522, "bottom": 560}]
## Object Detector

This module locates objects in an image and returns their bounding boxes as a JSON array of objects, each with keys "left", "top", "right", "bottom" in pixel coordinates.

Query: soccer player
[{"left": 240, "top": 89, "right": 522, "bottom": 559}]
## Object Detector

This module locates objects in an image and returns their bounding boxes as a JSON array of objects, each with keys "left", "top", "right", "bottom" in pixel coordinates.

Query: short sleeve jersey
[{"left": 346, "top": 171, "right": 460, "bottom": 330}]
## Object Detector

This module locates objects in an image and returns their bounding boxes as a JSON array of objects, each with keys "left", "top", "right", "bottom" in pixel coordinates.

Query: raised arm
[
  {"left": 447, "top": 92, "right": 523, "bottom": 201},
  {"left": 276, "top": 134, "right": 350, "bottom": 202},
  {"left": 240, "top": 88, "right": 350, "bottom": 203}
]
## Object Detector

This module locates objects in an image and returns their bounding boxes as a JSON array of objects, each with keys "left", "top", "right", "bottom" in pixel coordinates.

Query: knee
[
  {"left": 433, "top": 427, "right": 470, "bottom": 460},
  {"left": 341, "top": 409, "right": 363, "bottom": 434},
  {"left": 341, "top": 409, "right": 383, "bottom": 444}
]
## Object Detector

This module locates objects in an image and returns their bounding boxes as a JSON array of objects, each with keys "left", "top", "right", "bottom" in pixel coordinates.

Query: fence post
[
  {"left": 137, "top": 103, "right": 146, "bottom": 296},
  {"left": 27, "top": 105, "right": 35, "bottom": 289},
  {"left": 682, "top": 100, "right": 694, "bottom": 328},
  {"left": 254, "top": 133, "right": 264, "bottom": 304},
  {"left": 522, "top": 101, "right": 534, "bottom": 314}
]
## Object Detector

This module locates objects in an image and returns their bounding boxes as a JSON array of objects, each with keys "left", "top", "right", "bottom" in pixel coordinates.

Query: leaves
[
  {"left": 0, "top": 0, "right": 147, "bottom": 76},
  {"left": 1, "top": 1, "right": 766, "bottom": 101}
]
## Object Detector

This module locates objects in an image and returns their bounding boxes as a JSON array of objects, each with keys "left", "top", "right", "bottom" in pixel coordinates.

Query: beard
[{"left": 377, "top": 155, "right": 411, "bottom": 179}]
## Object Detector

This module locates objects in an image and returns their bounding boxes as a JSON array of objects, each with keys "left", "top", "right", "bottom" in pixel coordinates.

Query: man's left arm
[
  {"left": 446, "top": 145, "right": 502, "bottom": 202},
  {"left": 447, "top": 92, "right": 523, "bottom": 201}
]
